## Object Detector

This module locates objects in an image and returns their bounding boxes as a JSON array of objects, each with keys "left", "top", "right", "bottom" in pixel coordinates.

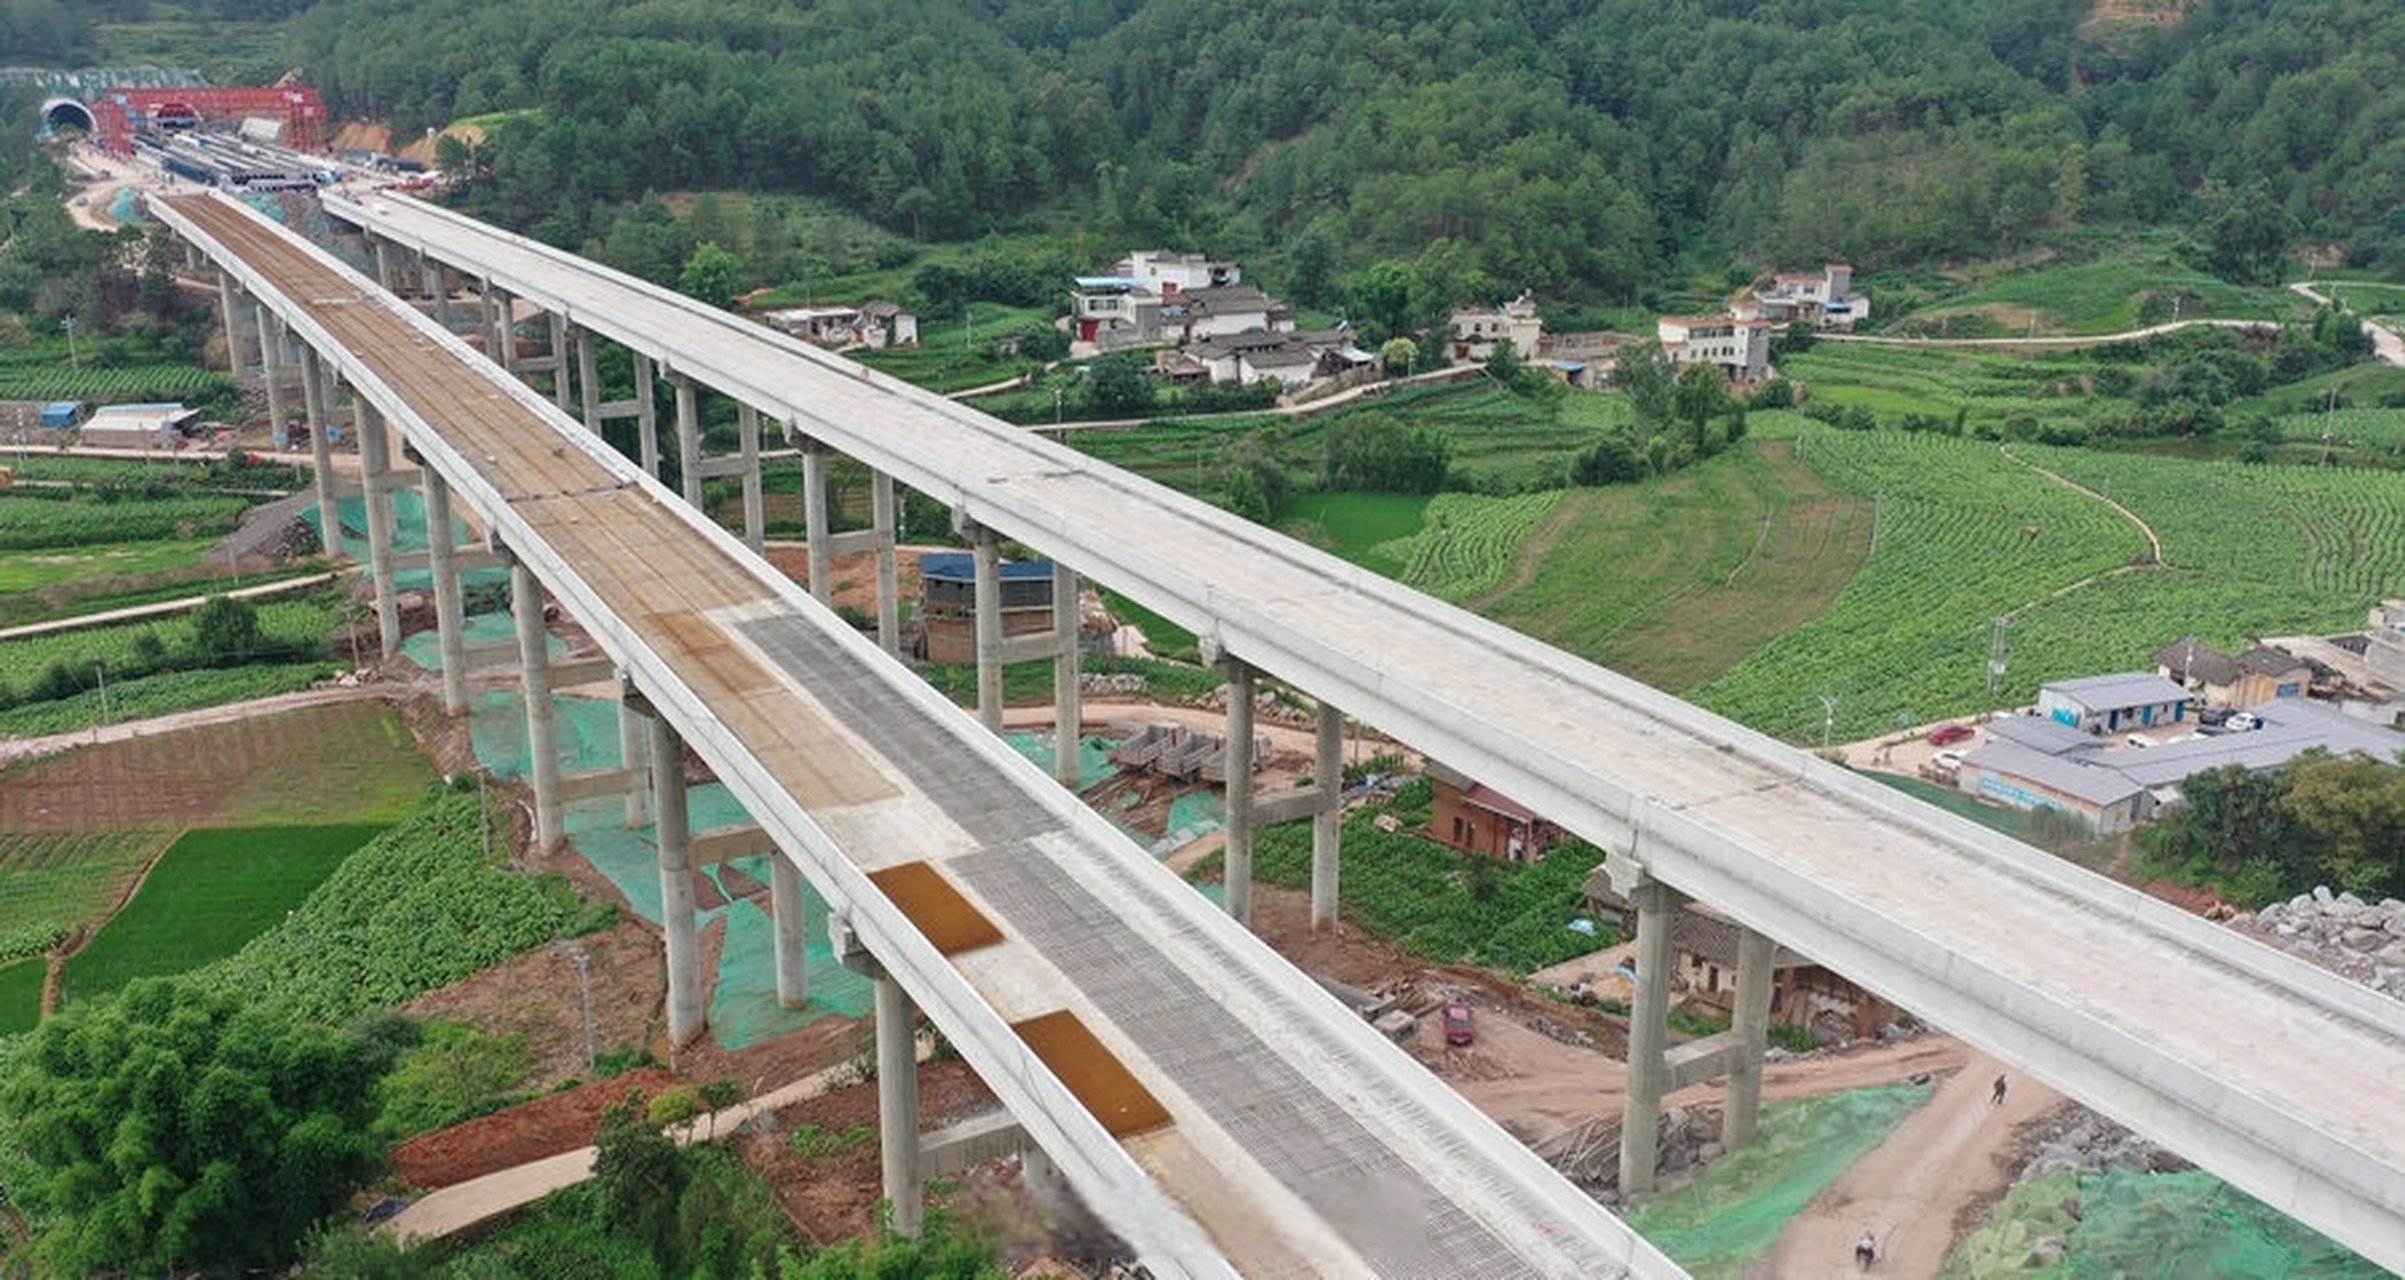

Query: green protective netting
[
  {"left": 1159, "top": 790, "right": 1225, "bottom": 853},
  {"left": 1948, "top": 1167, "right": 2385, "bottom": 1278},
  {"left": 1004, "top": 729, "right": 1120, "bottom": 788},
  {"left": 302, "top": 491, "right": 510, "bottom": 595},
  {"left": 399, "top": 610, "right": 544, "bottom": 672},
  {"left": 1625, "top": 1081, "right": 1933, "bottom": 1278}
]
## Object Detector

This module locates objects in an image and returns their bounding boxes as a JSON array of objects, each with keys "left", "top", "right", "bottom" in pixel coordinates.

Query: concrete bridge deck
[
  {"left": 158, "top": 191, "right": 1683, "bottom": 1279},
  {"left": 320, "top": 189, "right": 2405, "bottom": 1271}
]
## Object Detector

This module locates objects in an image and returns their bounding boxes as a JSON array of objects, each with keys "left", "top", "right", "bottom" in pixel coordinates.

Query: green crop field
[
  {"left": 59, "top": 824, "right": 386, "bottom": 1004},
  {"left": 0, "top": 489, "right": 255, "bottom": 550},
  {"left": 1472, "top": 437, "right": 1876, "bottom": 694},
  {"left": 1781, "top": 343, "right": 2099, "bottom": 436},
  {"left": 0, "top": 663, "right": 338, "bottom": 740},
  {"left": 0, "top": 536, "right": 222, "bottom": 597},
  {"left": 1281, "top": 491, "right": 1430, "bottom": 570},
  {"left": 0, "top": 363, "right": 236, "bottom": 405},
  {"left": 1909, "top": 256, "right": 2284, "bottom": 335},
  {"left": 1376, "top": 491, "right": 1565, "bottom": 602},
  {"left": 0, "top": 593, "right": 341, "bottom": 696},
  {"left": 0, "top": 959, "right": 44, "bottom": 1035},
  {"left": 208, "top": 700, "right": 438, "bottom": 825},
  {"left": 1685, "top": 420, "right": 2405, "bottom": 742},
  {"left": 1691, "top": 423, "right": 2145, "bottom": 740},
  {"left": 0, "top": 828, "right": 177, "bottom": 956}
]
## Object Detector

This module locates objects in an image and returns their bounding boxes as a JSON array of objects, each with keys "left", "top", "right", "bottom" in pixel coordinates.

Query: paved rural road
[
  {"left": 0, "top": 682, "right": 388, "bottom": 769},
  {"left": 385, "top": 1057, "right": 873, "bottom": 1242},
  {"left": 0, "top": 570, "right": 346, "bottom": 643},
  {"left": 2289, "top": 281, "right": 2405, "bottom": 367}
]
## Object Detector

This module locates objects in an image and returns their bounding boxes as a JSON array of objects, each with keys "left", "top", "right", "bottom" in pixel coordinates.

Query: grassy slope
[{"left": 1477, "top": 439, "right": 1875, "bottom": 694}]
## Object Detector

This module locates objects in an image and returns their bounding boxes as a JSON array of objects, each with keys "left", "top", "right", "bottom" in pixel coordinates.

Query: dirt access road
[{"left": 1752, "top": 1054, "right": 2063, "bottom": 1278}]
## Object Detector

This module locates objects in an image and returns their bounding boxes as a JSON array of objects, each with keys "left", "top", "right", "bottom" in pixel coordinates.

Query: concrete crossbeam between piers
[
  {"left": 556, "top": 768, "right": 643, "bottom": 805},
  {"left": 548, "top": 656, "right": 618, "bottom": 689},
  {"left": 690, "top": 823, "right": 773, "bottom": 867}
]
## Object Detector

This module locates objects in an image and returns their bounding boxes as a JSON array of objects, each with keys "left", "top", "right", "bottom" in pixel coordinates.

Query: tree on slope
[{"left": 0, "top": 977, "right": 390, "bottom": 1277}]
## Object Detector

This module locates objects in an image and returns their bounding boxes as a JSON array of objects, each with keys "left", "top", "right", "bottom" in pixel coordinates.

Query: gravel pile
[{"left": 2227, "top": 887, "right": 2405, "bottom": 1001}]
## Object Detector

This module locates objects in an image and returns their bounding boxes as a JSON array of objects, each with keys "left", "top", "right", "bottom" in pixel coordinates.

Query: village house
[
  {"left": 2035, "top": 671, "right": 2193, "bottom": 736},
  {"left": 1580, "top": 871, "right": 1894, "bottom": 1040},
  {"left": 912, "top": 551, "right": 1058, "bottom": 664},
  {"left": 2369, "top": 600, "right": 2405, "bottom": 692},
  {"left": 1070, "top": 275, "right": 1164, "bottom": 348},
  {"left": 760, "top": 301, "right": 918, "bottom": 349},
  {"left": 2153, "top": 640, "right": 2312, "bottom": 708},
  {"left": 1448, "top": 291, "right": 1543, "bottom": 363},
  {"left": 1116, "top": 249, "right": 1241, "bottom": 295},
  {"left": 1657, "top": 314, "right": 1771, "bottom": 381},
  {"left": 1735, "top": 264, "right": 1869, "bottom": 330},
  {"left": 1953, "top": 695, "right": 2400, "bottom": 834},
  {"left": 1425, "top": 762, "right": 1561, "bottom": 863},
  {"left": 1163, "top": 284, "right": 1292, "bottom": 344}
]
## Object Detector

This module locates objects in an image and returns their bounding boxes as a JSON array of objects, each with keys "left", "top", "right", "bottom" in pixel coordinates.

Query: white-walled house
[
  {"left": 1450, "top": 292, "right": 1543, "bottom": 362},
  {"left": 1657, "top": 314, "right": 1771, "bottom": 380},
  {"left": 1118, "top": 249, "right": 1241, "bottom": 296},
  {"left": 1737, "top": 264, "right": 1870, "bottom": 330}
]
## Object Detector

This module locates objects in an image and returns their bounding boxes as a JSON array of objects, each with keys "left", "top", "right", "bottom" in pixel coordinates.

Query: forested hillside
[{"left": 244, "top": 0, "right": 2398, "bottom": 301}]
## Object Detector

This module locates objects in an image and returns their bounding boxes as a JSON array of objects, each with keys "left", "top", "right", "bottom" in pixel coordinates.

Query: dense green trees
[
  {"left": 2156, "top": 751, "right": 2405, "bottom": 903},
  {"left": 0, "top": 978, "right": 392, "bottom": 1276},
  {"left": 271, "top": 0, "right": 2401, "bottom": 304}
]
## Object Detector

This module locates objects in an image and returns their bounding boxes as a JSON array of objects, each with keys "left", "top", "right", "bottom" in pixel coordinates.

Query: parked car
[
  {"left": 2226, "top": 711, "right": 2261, "bottom": 732},
  {"left": 1925, "top": 722, "right": 1975, "bottom": 747},
  {"left": 2197, "top": 705, "right": 2233, "bottom": 727},
  {"left": 1442, "top": 1001, "right": 1476, "bottom": 1047},
  {"left": 1932, "top": 750, "right": 1964, "bottom": 773}
]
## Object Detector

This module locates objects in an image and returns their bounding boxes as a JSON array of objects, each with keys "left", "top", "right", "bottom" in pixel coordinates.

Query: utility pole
[
  {"left": 92, "top": 658, "right": 109, "bottom": 739},
  {"left": 61, "top": 316, "right": 79, "bottom": 370},
  {"left": 1816, "top": 693, "right": 1837, "bottom": 749},
  {"left": 1987, "top": 617, "right": 2012, "bottom": 698}
]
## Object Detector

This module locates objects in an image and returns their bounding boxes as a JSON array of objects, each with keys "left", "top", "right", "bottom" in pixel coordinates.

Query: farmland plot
[
  {"left": 1693, "top": 427, "right": 2139, "bottom": 739},
  {"left": 0, "top": 828, "right": 177, "bottom": 958}
]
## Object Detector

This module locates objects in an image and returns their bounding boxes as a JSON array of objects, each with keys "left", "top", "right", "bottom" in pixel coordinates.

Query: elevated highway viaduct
[{"left": 170, "top": 189, "right": 2404, "bottom": 1273}]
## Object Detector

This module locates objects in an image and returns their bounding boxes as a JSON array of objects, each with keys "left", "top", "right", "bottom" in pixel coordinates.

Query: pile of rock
[
  {"left": 2229, "top": 887, "right": 2405, "bottom": 1001},
  {"left": 2015, "top": 1106, "right": 2187, "bottom": 1186}
]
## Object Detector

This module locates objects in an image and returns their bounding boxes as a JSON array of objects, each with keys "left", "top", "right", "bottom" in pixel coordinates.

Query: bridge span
[
  {"left": 173, "top": 189, "right": 2402, "bottom": 1272},
  {"left": 154, "top": 192, "right": 1685, "bottom": 1278}
]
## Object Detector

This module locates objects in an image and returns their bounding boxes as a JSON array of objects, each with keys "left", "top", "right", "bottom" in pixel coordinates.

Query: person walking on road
[
  {"left": 1855, "top": 1230, "right": 1878, "bottom": 1270},
  {"left": 1992, "top": 1073, "right": 2009, "bottom": 1106}
]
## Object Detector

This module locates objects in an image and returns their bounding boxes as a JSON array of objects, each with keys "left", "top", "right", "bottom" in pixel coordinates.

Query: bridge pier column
[
  {"left": 422, "top": 465, "right": 469, "bottom": 715},
  {"left": 544, "top": 313, "right": 571, "bottom": 411},
  {"left": 423, "top": 259, "right": 451, "bottom": 334},
  {"left": 971, "top": 524, "right": 1004, "bottom": 734},
  {"left": 772, "top": 855, "right": 809, "bottom": 1008},
  {"left": 511, "top": 558, "right": 564, "bottom": 852},
  {"left": 299, "top": 347, "right": 343, "bottom": 558},
  {"left": 1618, "top": 873, "right": 1685, "bottom": 1197},
  {"left": 371, "top": 237, "right": 393, "bottom": 293},
  {"left": 1052, "top": 562, "right": 1082, "bottom": 787},
  {"left": 1725, "top": 926, "right": 1775, "bottom": 1148},
  {"left": 876, "top": 973, "right": 924, "bottom": 1237},
  {"left": 215, "top": 273, "right": 252, "bottom": 374},
  {"left": 254, "top": 310, "right": 290, "bottom": 446},
  {"left": 801, "top": 437, "right": 833, "bottom": 602},
  {"left": 871, "top": 470, "right": 900, "bottom": 656},
  {"left": 673, "top": 373, "right": 704, "bottom": 504},
  {"left": 489, "top": 285, "right": 516, "bottom": 374},
  {"left": 1220, "top": 656, "right": 1257, "bottom": 928},
  {"left": 633, "top": 353, "right": 662, "bottom": 477},
  {"left": 1311, "top": 698, "right": 1344, "bottom": 930},
  {"left": 646, "top": 703, "right": 707, "bottom": 1049},
  {"left": 618, "top": 683, "right": 652, "bottom": 828},
  {"left": 575, "top": 328, "right": 603, "bottom": 433},
  {"left": 736, "top": 403, "right": 765, "bottom": 553},
  {"left": 355, "top": 402, "right": 403, "bottom": 659}
]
